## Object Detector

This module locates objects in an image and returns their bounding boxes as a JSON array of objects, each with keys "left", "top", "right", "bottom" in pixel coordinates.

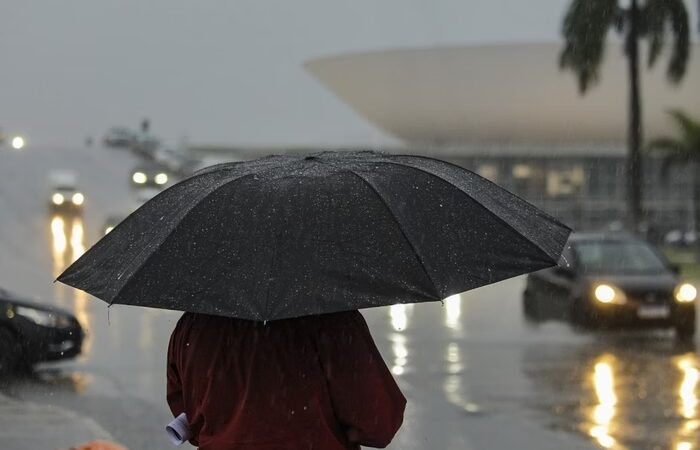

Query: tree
[
  {"left": 648, "top": 109, "right": 700, "bottom": 239},
  {"left": 560, "top": 0, "right": 690, "bottom": 230}
]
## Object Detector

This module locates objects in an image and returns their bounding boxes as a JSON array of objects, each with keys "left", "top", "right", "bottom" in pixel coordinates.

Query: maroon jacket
[{"left": 167, "top": 311, "right": 406, "bottom": 450}]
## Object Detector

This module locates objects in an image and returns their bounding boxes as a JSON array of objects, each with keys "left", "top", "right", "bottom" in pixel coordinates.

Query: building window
[
  {"left": 546, "top": 166, "right": 584, "bottom": 197},
  {"left": 478, "top": 164, "right": 499, "bottom": 182},
  {"left": 512, "top": 164, "right": 532, "bottom": 179}
]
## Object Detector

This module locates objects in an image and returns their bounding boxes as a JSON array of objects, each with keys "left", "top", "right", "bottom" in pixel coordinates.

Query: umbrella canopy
[{"left": 58, "top": 150, "right": 570, "bottom": 321}]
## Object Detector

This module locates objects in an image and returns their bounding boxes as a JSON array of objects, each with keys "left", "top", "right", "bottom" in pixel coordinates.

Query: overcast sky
[{"left": 1, "top": 1, "right": 697, "bottom": 148}]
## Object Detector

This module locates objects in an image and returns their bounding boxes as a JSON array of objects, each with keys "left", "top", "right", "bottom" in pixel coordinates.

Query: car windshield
[{"left": 574, "top": 240, "right": 669, "bottom": 274}]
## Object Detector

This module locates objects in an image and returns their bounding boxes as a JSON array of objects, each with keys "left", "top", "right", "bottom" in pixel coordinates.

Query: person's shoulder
[{"left": 173, "top": 312, "right": 215, "bottom": 332}]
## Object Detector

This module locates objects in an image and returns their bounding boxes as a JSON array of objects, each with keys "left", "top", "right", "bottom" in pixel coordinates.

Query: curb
[{"left": 0, "top": 393, "right": 116, "bottom": 450}]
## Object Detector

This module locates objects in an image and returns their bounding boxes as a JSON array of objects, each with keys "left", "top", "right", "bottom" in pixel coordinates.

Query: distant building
[
  {"left": 302, "top": 43, "right": 700, "bottom": 233},
  {"left": 187, "top": 142, "right": 692, "bottom": 235},
  {"left": 401, "top": 145, "right": 691, "bottom": 235}
]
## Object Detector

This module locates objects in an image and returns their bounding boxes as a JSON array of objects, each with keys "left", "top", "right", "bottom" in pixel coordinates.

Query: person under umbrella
[
  {"left": 58, "top": 150, "right": 571, "bottom": 449},
  {"left": 167, "top": 311, "right": 405, "bottom": 449}
]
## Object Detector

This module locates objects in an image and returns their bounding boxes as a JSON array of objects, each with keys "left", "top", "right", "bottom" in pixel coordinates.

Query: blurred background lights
[{"left": 11, "top": 136, "right": 25, "bottom": 150}]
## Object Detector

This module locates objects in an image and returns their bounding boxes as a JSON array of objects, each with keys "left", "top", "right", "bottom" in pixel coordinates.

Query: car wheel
[
  {"left": 0, "top": 328, "right": 21, "bottom": 375},
  {"left": 675, "top": 321, "right": 696, "bottom": 342}
]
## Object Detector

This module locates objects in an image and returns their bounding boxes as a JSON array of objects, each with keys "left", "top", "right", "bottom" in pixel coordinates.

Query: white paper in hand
[{"left": 166, "top": 413, "right": 192, "bottom": 446}]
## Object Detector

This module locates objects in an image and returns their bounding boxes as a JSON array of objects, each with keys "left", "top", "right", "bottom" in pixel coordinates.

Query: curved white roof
[{"left": 306, "top": 43, "right": 700, "bottom": 144}]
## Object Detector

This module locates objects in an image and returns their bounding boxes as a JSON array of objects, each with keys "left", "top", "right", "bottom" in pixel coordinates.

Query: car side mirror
[{"left": 669, "top": 263, "right": 681, "bottom": 275}]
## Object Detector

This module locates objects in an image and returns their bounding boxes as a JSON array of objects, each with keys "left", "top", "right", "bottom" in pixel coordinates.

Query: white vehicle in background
[
  {"left": 102, "top": 127, "right": 136, "bottom": 149},
  {"left": 130, "top": 163, "right": 171, "bottom": 189},
  {"left": 48, "top": 171, "right": 84, "bottom": 214}
]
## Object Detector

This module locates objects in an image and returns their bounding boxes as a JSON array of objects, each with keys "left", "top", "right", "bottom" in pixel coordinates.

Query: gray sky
[{"left": 1, "top": 1, "right": 696, "bottom": 148}]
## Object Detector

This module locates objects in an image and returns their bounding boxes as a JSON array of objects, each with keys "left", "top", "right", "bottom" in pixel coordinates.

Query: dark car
[
  {"left": 523, "top": 233, "right": 696, "bottom": 340},
  {"left": 0, "top": 288, "right": 84, "bottom": 373}
]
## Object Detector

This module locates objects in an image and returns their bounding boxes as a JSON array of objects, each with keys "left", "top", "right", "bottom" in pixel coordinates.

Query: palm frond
[
  {"left": 643, "top": 0, "right": 665, "bottom": 67},
  {"left": 559, "top": 0, "right": 618, "bottom": 93},
  {"left": 667, "top": 109, "right": 700, "bottom": 147},
  {"left": 644, "top": 0, "right": 690, "bottom": 83},
  {"left": 647, "top": 136, "right": 686, "bottom": 155},
  {"left": 666, "top": 0, "right": 690, "bottom": 83}
]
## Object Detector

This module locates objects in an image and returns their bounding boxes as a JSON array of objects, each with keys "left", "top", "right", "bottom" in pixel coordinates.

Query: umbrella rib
[
  {"left": 374, "top": 160, "right": 564, "bottom": 263},
  {"left": 109, "top": 172, "right": 261, "bottom": 305},
  {"left": 343, "top": 168, "right": 442, "bottom": 299}
]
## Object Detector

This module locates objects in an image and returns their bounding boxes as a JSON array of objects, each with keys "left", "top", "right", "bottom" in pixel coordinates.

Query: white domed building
[{"left": 305, "top": 42, "right": 700, "bottom": 233}]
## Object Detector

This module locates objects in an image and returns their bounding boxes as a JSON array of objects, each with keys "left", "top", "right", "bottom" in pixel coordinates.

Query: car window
[{"left": 574, "top": 240, "right": 668, "bottom": 274}]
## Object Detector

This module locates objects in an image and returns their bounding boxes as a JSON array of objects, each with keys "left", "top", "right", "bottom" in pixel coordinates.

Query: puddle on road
[{"left": 524, "top": 336, "right": 700, "bottom": 450}]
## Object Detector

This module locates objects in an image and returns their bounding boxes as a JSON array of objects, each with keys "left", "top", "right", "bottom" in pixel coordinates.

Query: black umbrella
[{"left": 58, "top": 150, "right": 570, "bottom": 321}]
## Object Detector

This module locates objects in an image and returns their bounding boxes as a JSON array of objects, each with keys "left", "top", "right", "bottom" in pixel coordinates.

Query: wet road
[{"left": 1, "top": 145, "right": 698, "bottom": 450}]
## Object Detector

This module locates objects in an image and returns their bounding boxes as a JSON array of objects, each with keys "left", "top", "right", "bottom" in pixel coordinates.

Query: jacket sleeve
[
  {"left": 166, "top": 320, "right": 185, "bottom": 418},
  {"left": 317, "top": 311, "right": 406, "bottom": 448}
]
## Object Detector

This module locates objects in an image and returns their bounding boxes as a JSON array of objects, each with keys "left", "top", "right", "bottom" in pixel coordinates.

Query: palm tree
[
  {"left": 560, "top": 0, "right": 690, "bottom": 230},
  {"left": 648, "top": 109, "right": 700, "bottom": 239}
]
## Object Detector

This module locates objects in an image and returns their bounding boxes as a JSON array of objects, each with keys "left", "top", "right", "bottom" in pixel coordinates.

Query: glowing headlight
[
  {"left": 15, "top": 306, "right": 68, "bottom": 327},
  {"left": 71, "top": 192, "right": 84, "bottom": 205},
  {"left": 154, "top": 173, "right": 168, "bottom": 185},
  {"left": 593, "top": 284, "right": 626, "bottom": 304},
  {"left": 52, "top": 193, "right": 65, "bottom": 205},
  {"left": 132, "top": 172, "right": 147, "bottom": 184},
  {"left": 675, "top": 283, "right": 697, "bottom": 303},
  {"left": 11, "top": 136, "right": 25, "bottom": 150}
]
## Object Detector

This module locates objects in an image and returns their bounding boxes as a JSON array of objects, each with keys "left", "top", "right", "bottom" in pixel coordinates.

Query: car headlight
[
  {"left": 52, "top": 193, "right": 65, "bottom": 205},
  {"left": 71, "top": 192, "right": 84, "bottom": 205},
  {"left": 15, "top": 306, "right": 70, "bottom": 328},
  {"left": 593, "top": 283, "right": 627, "bottom": 305},
  {"left": 675, "top": 283, "right": 697, "bottom": 303},
  {"left": 154, "top": 173, "right": 168, "bottom": 185},
  {"left": 132, "top": 172, "right": 147, "bottom": 184}
]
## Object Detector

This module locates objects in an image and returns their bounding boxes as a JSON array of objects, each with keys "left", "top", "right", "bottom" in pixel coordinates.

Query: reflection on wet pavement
[
  {"left": 390, "top": 303, "right": 410, "bottom": 332},
  {"left": 389, "top": 304, "right": 411, "bottom": 377},
  {"left": 590, "top": 356, "right": 618, "bottom": 449},
  {"left": 444, "top": 293, "right": 462, "bottom": 332},
  {"left": 49, "top": 214, "right": 92, "bottom": 356},
  {"left": 525, "top": 338, "right": 700, "bottom": 449}
]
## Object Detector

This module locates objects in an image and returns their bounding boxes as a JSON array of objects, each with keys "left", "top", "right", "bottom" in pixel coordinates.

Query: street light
[{"left": 11, "top": 136, "right": 25, "bottom": 150}]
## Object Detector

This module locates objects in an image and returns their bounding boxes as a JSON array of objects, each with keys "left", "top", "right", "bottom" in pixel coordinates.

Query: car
[
  {"left": 0, "top": 288, "right": 84, "bottom": 373},
  {"left": 131, "top": 132, "right": 160, "bottom": 158},
  {"left": 523, "top": 233, "right": 697, "bottom": 340},
  {"left": 103, "top": 127, "right": 136, "bottom": 148},
  {"left": 48, "top": 170, "right": 85, "bottom": 213},
  {"left": 664, "top": 229, "right": 684, "bottom": 246},
  {"left": 130, "top": 163, "right": 171, "bottom": 189}
]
